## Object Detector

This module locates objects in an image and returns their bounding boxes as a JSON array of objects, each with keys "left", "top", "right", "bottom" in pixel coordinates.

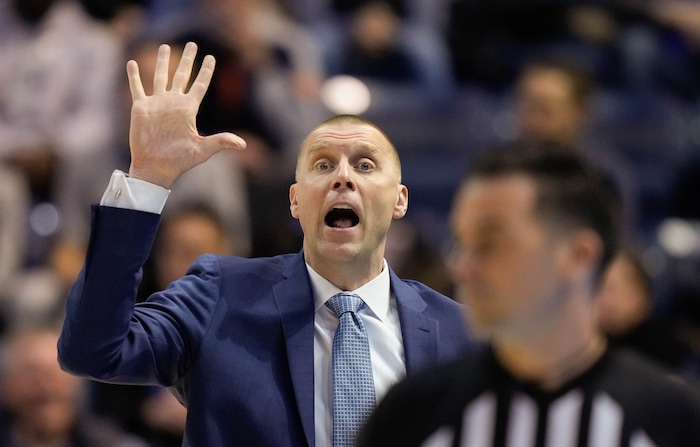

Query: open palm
[{"left": 126, "top": 42, "right": 246, "bottom": 188}]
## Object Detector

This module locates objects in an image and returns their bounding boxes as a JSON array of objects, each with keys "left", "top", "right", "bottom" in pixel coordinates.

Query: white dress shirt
[
  {"left": 100, "top": 170, "right": 170, "bottom": 213},
  {"left": 100, "top": 170, "right": 407, "bottom": 446}
]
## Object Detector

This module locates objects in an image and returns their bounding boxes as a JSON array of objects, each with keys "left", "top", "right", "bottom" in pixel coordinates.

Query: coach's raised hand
[{"left": 125, "top": 42, "right": 246, "bottom": 188}]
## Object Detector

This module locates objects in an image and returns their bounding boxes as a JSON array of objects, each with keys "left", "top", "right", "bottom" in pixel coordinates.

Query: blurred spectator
[
  {"left": 0, "top": 164, "right": 29, "bottom": 295},
  {"left": 334, "top": 2, "right": 415, "bottom": 82},
  {"left": 310, "top": 0, "right": 456, "bottom": 109},
  {"left": 651, "top": 1, "right": 700, "bottom": 46},
  {"left": 385, "top": 218, "right": 454, "bottom": 297},
  {"left": 0, "top": 165, "right": 62, "bottom": 337},
  {"left": 0, "top": 0, "right": 126, "bottom": 266},
  {"left": 505, "top": 55, "right": 643, "bottom": 241},
  {"left": 90, "top": 382, "right": 184, "bottom": 447},
  {"left": 445, "top": 0, "right": 652, "bottom": 91},
  {"left": 636, "top": 0, "right": 700, "bottom": 100},
  {"left": 0, "top": 268, "right": 64, "bottom": 337},
  {"left": 0, "top": 0, "right": 123, "bottom": 176},
  {"left": 445, "top": 3, "right": 689, "bottom": 230},
  {"left": 138, "top": 203, "right": 236, "bottom": 300},
  {"left": 514, "top": 56, "right": 595, "bottom": 150},
  {"left": 0, "top": 325, "right": 148, "bottom": 447},
  {"left": 595, "top": 248, "right": 689, "bottom": 372},
  {"left": 77, "top": 0, "right": 147, "bottom": 49},
  {"left": 78, "top": 0, "right": 144, "bottom": 25}
]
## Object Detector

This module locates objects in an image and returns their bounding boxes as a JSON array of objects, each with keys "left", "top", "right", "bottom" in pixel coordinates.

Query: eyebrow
[
  {"left": 452, "top": 215, "right": 509, "bottom": 237},
  {"left": 305, "top": 140, "right": 384, "bottom": 158}
]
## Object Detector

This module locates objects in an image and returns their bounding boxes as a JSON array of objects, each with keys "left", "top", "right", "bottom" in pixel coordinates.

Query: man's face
[
  {"left": 154, "top": 212, "right": 230, "bottom": 289},
  {"left": 594, "top": 254, "right": 650, "bottom": 336},
  {"left": 448, "top": 174, "right": 569, "bottom": 338},
  {"left": 290, "top": 121, "right": 408, "bottom": 269},
  {"left": 516, "top": 68, "right": 586, "bottom": 148},
  {"left": 1, "top": 331, "right": 81, "bottom": 442}
]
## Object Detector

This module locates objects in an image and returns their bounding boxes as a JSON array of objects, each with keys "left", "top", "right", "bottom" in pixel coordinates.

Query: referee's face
[{"left": 448, "top": 174, "right": 570, "bottom": 338}]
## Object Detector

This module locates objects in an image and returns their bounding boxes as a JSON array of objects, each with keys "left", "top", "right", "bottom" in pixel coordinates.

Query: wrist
[{"left": 128, "top": 165, "right": 175, "bottom": 189}]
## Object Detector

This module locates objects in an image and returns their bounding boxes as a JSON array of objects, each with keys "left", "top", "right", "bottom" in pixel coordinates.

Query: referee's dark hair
[{"left": 465, "top": 144, "right": 622, "bottom": 283}]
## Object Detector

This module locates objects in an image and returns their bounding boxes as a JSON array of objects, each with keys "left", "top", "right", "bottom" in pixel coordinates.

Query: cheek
[
  {"left": 292, "top": 195, "right": 320, "bottom": 233},
  {"left": 513, "top": 254, "right": 564, "bottom": 311},
  {"left": 289, "top": 182, "right": 318, "bottom": 219},
  {"left": 290, "top": 188, "right": 310, "bottom": 219},
  {"left": 490, "top": 247, "right": 553, "bottom": 293},
  {"left": 378, "top": 189, "right": 402, "bottom": 216}
]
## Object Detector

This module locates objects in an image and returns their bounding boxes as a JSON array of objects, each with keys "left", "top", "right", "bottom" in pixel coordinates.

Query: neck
[
  {"left": 305, "top": 251, "right": 385, "bottom": 291},
  {"left": 493, "top": 297, "right": 606, "bottom": 391}
]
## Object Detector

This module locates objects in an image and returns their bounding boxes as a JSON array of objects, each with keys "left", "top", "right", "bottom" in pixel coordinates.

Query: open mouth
[{"left": 325, "top": 207, "right": 360, "bottom": 228}]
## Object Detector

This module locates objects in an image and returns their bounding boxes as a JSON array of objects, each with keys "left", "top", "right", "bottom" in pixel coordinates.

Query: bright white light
[
  {"left": 657, "top": 218, "right": 700, "bottom": 258},
  {"left": 321, "top": 75, "right": 371, "bottom": 115}
]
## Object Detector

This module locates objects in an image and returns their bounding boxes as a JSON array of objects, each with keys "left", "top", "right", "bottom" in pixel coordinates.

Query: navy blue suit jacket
[{"left": 58, "top": 206, "right": 473, "bottom": 446}]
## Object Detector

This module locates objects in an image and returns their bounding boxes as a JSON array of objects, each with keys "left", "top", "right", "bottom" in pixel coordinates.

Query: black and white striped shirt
[{"left": 359, "top": 347, "right": 700, "bottom": 447}]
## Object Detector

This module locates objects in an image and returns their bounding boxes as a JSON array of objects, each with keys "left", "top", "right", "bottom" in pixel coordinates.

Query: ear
[
  {"left": 392, "top": 184, "right": 409, "bottom": 219},
  {"left": 562, "top": 229, "right": 602, "bottom": 284},
  {"left": 289, "top": 183, "right": 299, "bottom": 219}
]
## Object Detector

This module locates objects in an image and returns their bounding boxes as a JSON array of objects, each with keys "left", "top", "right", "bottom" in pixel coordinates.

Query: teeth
[{"left": 333, "top": 205, "right": 352, "bottom": 210}]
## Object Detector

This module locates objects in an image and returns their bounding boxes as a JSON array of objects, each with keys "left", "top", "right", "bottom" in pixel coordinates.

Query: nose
[{"left": 332, "top": 160, "right": 355, "bottom": 191}]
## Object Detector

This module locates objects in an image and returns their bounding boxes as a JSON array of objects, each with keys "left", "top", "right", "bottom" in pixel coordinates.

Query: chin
[{"left": 311, "top": 239, "right": 359, "bottom": 261}]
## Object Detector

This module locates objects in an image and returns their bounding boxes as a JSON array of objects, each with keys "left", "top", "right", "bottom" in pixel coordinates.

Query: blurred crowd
[{"left": 2, "top": 0, "right": 700, "bottom": 445}]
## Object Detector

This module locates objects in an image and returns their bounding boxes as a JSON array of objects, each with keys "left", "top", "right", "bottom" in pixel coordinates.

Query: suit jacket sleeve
[{"left": 57, "top": 205, "right": 222, "bottom": 386}]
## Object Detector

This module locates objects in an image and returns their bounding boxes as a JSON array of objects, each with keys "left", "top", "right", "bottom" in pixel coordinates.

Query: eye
[
  {"left": 315, "top": 160, "right": 331, "bottom": 171},
  {"left": 448, "top": 235, "right": 501, "bottom": 262},
  {"left": 357, "top": 161, "right": 374, "bottom": 171},
  {"left": 471, "top": 236, "right": 504, "bottom": 258}
]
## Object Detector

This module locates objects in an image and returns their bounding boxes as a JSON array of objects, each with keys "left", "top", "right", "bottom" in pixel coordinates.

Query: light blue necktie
[{"left": 326, "top": 293, "right": 376, "bottom": 447}]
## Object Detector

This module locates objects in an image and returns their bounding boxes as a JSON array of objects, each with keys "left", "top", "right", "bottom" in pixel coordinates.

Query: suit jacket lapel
[
  {"left": 390, "top": 270, "right": 440, "bottom": 374},
  {"left": 271, "top": 259, "right": 443, "bottom": 445},
  {"left": 273, "top": 252, "right": 316, "bottom": 447}
]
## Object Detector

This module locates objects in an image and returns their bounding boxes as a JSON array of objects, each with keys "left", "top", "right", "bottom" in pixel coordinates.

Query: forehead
[
  {"left": 519, "top": 68, "right": 575, "bottom": 101},
  {"left": 451, "top": 174, "right": 539, "bottom": 231},
  {"left": 301, "top": 122, "right": 393, "bottom": 158}
]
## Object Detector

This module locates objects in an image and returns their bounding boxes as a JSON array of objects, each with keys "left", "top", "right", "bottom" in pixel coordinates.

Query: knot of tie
[{"left": 326, "top": 293, "right": 364, "bottom": 317}]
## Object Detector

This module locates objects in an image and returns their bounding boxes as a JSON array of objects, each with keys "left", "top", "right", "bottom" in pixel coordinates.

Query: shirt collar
[{"left": 306, "top": 260, "right": 392, "bottom": 321}]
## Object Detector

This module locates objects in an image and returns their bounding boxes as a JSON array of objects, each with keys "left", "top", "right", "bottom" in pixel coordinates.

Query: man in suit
[{"left": 57, "top": 42, "right": 473, "bottom": 446}]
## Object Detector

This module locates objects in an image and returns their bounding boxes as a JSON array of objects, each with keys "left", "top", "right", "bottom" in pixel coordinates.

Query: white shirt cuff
[{"left": 99, "top": 169, "right": 170, "bottom": 214}]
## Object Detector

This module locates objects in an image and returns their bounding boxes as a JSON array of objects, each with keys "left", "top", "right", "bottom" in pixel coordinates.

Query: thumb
[{"left": 200, "top": 132, "right": 247, "bottom": 158}]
